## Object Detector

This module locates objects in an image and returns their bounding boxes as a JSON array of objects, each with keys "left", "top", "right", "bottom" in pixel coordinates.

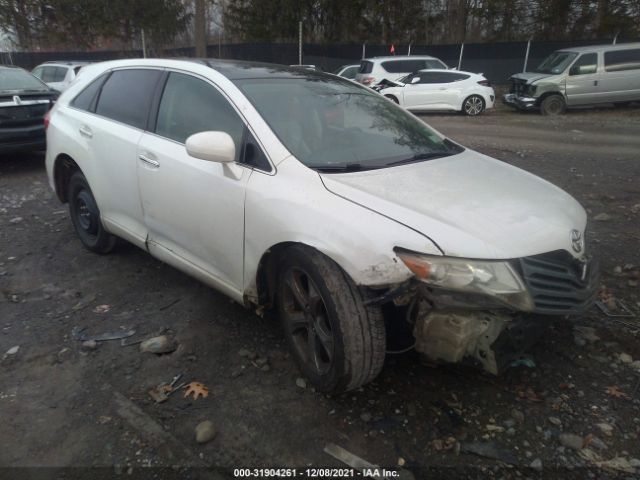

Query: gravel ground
[{"left": 1, "top": 104, "right": 640, "bottom": 479}]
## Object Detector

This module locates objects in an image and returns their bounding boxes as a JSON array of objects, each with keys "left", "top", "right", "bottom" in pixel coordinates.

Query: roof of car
[
  {"left": 185, "top": 58, "right": 336, "bottom": 80},
  {"left": 40, "top": 61, "right": 90, "bottom": 66},
  {"left": 365, "top": 55, "right": 441, "bottom": 61},
  {"left": 556, "top": 42, "right": 640, "bottom": 53}
]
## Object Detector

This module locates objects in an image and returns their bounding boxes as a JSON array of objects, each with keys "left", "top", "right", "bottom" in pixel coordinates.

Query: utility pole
[
  {"left": 141, "top": 28, "right": 147, "bottom": 58},
  {"left": 298, "top": 21, "right": 302, "bottom": 65},
  {"left": 195, "top": 0, "right": 206, "bottom": 57},
  {"left": 523, "top": 37, "right": 532, "bottom": 72}
]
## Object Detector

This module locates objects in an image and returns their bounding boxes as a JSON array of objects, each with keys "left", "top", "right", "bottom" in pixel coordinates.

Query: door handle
[
  {"left": 138, "top": 153, "right": 159, "bottom": 168},
  {"left": 594, "top": 80, "right": 598, "bottom": 86},
  {"left": 78, "top": 126, "right": 93, "bottom": 138}
]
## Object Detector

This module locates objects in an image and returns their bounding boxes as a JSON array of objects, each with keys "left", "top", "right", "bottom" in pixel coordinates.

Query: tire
[
  {"left": 384, "top": 95, "right": 399, "bottom": 104},
  {"left": 462, "top": 95, "right": 485, "bottom": 116},
  {"left": 67, "top": 171, "right": 116, "bottom": 254},
  {"left": 277, "top": 246, "right": 386, "bottom": 393},
  {"left": 540, "top": 94, "right": 566, "bottom": 116}
]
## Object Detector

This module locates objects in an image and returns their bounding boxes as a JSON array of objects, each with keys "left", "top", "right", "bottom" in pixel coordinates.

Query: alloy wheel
[
  {"left": 281, "top": 267, "right": 334, "bottom": 375},
  {"left": 464, "top": 96, "right": 484, "bottom": 116}
]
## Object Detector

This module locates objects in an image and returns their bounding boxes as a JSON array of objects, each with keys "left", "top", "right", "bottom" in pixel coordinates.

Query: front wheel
[
  {"left": 462, "top": 95, "right": 485, "bottom": 116},
  {"left": 540, "top": 94, "right": 566, "bottom": 116},
  {"left": 67, "top": 171, "right": 116, "bottom": 254},
  {"left": 277, "top": 246, "right": 386, "bottom": 393}
]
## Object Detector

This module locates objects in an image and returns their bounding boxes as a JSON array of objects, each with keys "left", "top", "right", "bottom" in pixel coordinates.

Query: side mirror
[
  {"left": 411, "top": 76, "right": 421, "bottom": 84},
  {"left": 185, "top": 131, "right": 235, "bottom": 163}
]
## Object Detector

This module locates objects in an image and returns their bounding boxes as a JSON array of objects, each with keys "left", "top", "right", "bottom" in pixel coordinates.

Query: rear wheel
[
  {"left": 67, "top": 171, "right": 116, "bottom": 254},
  {"left": 277, "top": 246, "right": 386, "bottom": 393},
  {"left": 540, "top": 94, "right": 566, "bottom": 116},
  {"left": 462, "top": 95, "right": 485, "bottom": 116}
]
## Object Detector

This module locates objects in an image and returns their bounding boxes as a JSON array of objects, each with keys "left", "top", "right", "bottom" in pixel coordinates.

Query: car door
[
  {"left": 404, "top": 72, "right": 459, "bottom": 109},
  {"left": 565, "top": 53, "right": 600, "bottom": 105},
  {"left": 402, "top": 73, "right": 432, "bottom": 108},
  {"left": 81, "top": 68, "right": 164, "bottom": 246},
  {"left": 136, "top": 71, "right": 250, "bottom": 294}
]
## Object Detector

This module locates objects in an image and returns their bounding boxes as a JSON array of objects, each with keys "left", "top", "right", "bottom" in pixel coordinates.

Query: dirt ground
[{"left": 1, "top": 102, "right": 640, "bottom": 480}]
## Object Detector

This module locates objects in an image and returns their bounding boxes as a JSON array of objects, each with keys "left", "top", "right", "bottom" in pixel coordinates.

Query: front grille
[
  {"left": 509, "top": 78, "right": 527, "bottom": 96},
  {"left": 518, "top": 250, "right": 599, "bottom": 315}
]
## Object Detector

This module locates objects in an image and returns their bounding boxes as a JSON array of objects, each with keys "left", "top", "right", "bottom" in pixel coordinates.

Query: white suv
[
  {"left": 355, "top": 55, "right": 448, "bottom": 86},
  {"left": 46, "top": 59, "right": 598, "bottom": 392},
  {"left": 32, "top": 61, "right": 89, "bottom": 91}
]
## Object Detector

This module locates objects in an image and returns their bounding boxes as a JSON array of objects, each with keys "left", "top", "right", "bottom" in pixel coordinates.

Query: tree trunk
[{"left": 195, "top": 0, "right": 206, "bottom": 57}]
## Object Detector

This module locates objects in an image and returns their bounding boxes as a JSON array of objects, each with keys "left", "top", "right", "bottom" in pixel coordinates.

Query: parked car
[
  {"left": 504, "top": 42, "right": 640, "bottom": 115},
  {"left": 355, "top": 55, "right": 448, "bottom": 86},
  {"left": 375, "top": 69, "right": 495, "bottom": 115},
  {"left": 0, "top": 66, "right": 58, "bottom": 153},
  {"left": 32, "top": 61, "right": 89, "bottom": 92},
  {"left": 46, "top": 59, "right": 598, "bottom": 392},
  {"left": 334, "top": 64, "right": 359, "bottom": 79}
]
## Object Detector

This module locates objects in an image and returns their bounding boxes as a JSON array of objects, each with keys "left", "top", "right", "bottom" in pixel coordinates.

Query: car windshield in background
[
  {"left": 534, "top": 51, "right": 578, "bottom": 74},
  {"left": 236, "top": 77, "right": 463, "bottom": 172},
  {"left": 0, "top": 68, "right": 49, "bottom": 92}
]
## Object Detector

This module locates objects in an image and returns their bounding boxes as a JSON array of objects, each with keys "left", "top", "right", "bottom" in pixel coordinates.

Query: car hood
[
  {"left": 510, "top": 72, "right": 552, "bottom": 84},
  {"left": 320, "top": 149, "right": 586, "bottom": 259}
]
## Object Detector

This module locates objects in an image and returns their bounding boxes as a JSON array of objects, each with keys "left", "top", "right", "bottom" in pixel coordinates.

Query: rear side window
[
  {"left": 359, "top": 61, "right": 373, "bottom": 74},
  {"left": 382, "top": 60, "right": 427, "bottom": 73},
  {"left": 71, "top": 74, "right": 108, "bottom": 112},
  {"left": 95, "top": 69, "right": 162, "bottom": 129},
  {"left": 570, "top": 53, "right": 598, "bottom": 75},
  {"left": 604, "top": 49, "right": 640, "bottom": 72},
  {"left": 155, "top": 72, "right": 244, "bottom": 159}
]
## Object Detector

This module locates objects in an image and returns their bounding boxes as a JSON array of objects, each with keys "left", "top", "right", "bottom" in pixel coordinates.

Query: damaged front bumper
[
  {"left": 384, "top": 251, "right": 599, "bottom": 374},
  {"left": 503, "top": 93, "right": 538, "bottom": 110}
]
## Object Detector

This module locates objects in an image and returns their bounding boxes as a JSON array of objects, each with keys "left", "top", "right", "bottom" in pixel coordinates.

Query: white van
[{"left": 355, "top": 55, "right": 448, "bottom": 87}]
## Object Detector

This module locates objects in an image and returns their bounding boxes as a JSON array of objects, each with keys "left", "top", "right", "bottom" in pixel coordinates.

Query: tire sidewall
[
  {"left": 540, "top": 95, "right": 566, "bottom": 115},
  {"left": 68, "top": 172, "right": 113, "bottom": 252},
  {"left": 277, "top": 249, "right": 348, "bottom": 392}
]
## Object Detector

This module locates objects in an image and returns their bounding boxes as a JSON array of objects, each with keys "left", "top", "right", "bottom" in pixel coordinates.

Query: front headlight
[
  {"left": 396, "top": 251, "right": 534, "bottom": 311},
  {"left": 526, "top": 84, "right": 537, "bottom": 96}
]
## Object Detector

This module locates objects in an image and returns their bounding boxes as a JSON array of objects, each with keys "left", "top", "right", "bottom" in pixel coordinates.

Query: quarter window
[
  {"left": 95, "top": 69, "right": 162, "bottom": 129},
  {"left": 71, "top": 74, "right": 108, "bottom": 112},
  {"left": 155, "top": 72, "right": 245, "bottom": 161},
  {"left": 604, "top": 48, "right": 640, "bottom": 72},
  {"left": 569, "top": 53, "right": 598, "bottom": 75}
]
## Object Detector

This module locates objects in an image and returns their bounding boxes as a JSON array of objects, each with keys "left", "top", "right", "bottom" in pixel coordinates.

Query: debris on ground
[
  {"left": 139, "top": 335, "right": 177, "bottom": 354},
  {"left": 558, "top": 433, "right": 584, "bottom": 450},
  {"left": 92, "top": 304, "right": 111, "bottom": 314},
  {"left": 195, "top": 420, "right": 216, "bottom": 444},
  {"left": 72, "top": 326, "right": 136, "bottom": 343},
  {"left": 324, "top": 442, "right": 379, "bottom": 471},
  {"left": 3, "top": 346, "right": 19, "bottom": 359},
  {"left": 81, "top": 340, "right": 98, "bottom": 351},
  {"left": 148, "top": 374, "right": 185, "bottom": 403},
  {"left": 296, "top": 377, "right": 307, "bottom": 389},
  {"left": 460, "top": 441, "right": 517, "bottom": 464},
  {"left": 183, "top": 382, "right": 209, "bottom": 400},
  {"left": 605, "top": 385, "right": 631, "bottom": 400}
]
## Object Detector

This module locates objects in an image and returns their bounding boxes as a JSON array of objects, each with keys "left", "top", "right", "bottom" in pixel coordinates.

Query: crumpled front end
[
  {"left": 503, "top": 76, "right": 539, "bottom": 110},
  {"left": 387, "top": 250, "right": 599, "bottom": 374}
]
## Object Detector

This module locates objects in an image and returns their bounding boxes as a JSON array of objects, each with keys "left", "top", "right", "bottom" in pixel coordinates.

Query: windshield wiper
[
  {"left": 313, "top": 163, "right": 367, "bottom": 173},
  {"left": 386, "top": 151, "right": 453, "bottom": 167}
]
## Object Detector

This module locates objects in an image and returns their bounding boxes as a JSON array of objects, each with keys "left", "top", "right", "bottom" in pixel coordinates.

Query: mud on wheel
[{"left": 277, "top": 245, "right": 386, "bottom": 393}]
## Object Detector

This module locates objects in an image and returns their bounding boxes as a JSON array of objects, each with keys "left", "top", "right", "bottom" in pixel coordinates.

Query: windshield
[
  {"left": 0, "top": 68, "right": 50, "bottom": 92},
  {"left": 534, "top": 51, "right": 578, "bottom": 74},
  {"left": 236, "top": 77, "right": 462, "bottom": 171}
]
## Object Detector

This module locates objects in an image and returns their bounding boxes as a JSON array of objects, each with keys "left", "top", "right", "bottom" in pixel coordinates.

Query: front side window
[
  {"left": 237, "top": 77, "right": 463, "bottom": 172},
  {"left": 155, "top": 72, "right": 244, "bottom": 161},
  {"left": 95, "top": 69, "right": 162, "bottom": 129},
  {"left": 569, "top": 53, "right": 598, "bottom": 75},
  {"left": 534, "top": 51, "right": 578, "bottom": 74},
  {"left": 605, "top": 48, "right": 640, "bottom": 72}
]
